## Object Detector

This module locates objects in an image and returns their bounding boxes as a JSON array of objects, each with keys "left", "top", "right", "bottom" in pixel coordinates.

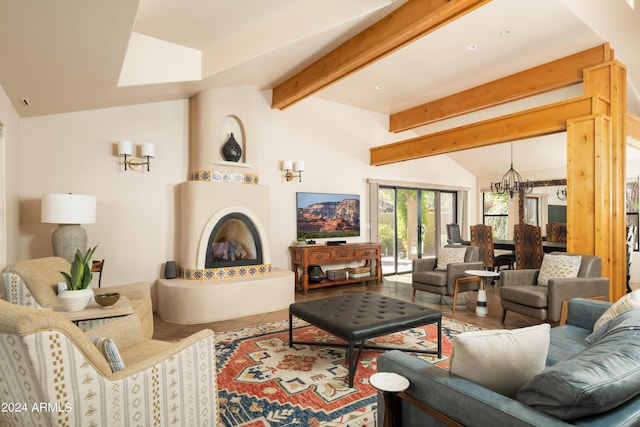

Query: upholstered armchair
[
  {"left": 412, "top": 245, "right": 483, "bottom": 311},
  {"left": 0, "top": 300, "right": 216, "bottom": 427},
  {"left": 2, "top": 257, "right": 153, "bottom": 339},
  {"left": 500, "top": 252, "right": 609, "bottom": 323}
]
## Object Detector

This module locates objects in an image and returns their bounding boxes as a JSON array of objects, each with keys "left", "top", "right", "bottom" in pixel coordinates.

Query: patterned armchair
[
  {"left": 0, "top": 299, "right": 217, "bottom": 426},
  {"left": 2, "top": 257, "right": 153, "bottom": 340}
]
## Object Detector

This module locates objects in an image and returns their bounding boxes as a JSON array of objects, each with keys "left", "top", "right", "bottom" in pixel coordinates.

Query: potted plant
[{"left": 57, "top": 245, "right": 97, "bottom": 312}]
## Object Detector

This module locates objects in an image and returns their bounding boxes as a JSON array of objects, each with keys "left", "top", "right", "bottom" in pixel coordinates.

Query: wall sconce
[
  {"left": 283, "top": 159, "right": 304, "bottom": 182},
  {"left": 556, "top": 187, "right": 567, "bottom": 201},
  {"left": 118, "top": 140, "right": 155, "bottom": 171}
]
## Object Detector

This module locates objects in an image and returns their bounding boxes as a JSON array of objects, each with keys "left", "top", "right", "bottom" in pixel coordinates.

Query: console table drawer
[
  {"left": 357, "top": 248, "right": 379, "bottom": 257},
  {"left": 333, "top": 249, "right": 356, "bottom": 260},
  {"left": 309, "top": 251, "right": 332, "bottom": 262}
]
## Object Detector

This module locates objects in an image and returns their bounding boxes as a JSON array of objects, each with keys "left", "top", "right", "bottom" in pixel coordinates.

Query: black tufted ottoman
[{"left": 289, "top": 292, "right": 441, "bottom": 387}]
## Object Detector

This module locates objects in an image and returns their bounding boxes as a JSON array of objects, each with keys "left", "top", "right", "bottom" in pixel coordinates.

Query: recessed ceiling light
[
  {"left": 466, "top": 44, "right": 478, "bottom": 51},
  {"left": 375, "top": 84, "right": 384, "bottom": 90}
]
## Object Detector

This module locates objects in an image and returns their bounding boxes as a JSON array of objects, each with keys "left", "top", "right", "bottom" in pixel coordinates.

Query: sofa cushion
[
  {"left": 500, "top": 285, "right": 548, "bottom": 308},
  {"left": 537, "top": 254, "right": 581, "bottom": 286},
  {"left": 517, "top": 327, "right": 640, "bottom": 420},
  {"left": 412, "top": 270, "right": 446, "bottom": 287},
  {"left": 592, "top": 289, "right": 640, "bottom": 332},
  {"left": 436, "top": 247, "right": 467, "bottom": 271},
  {"left": 449, "top": 323, "right": 550, "bottom": 398},
  {"left": 546, "top": 324, "right": 590, "bottom": 366}
]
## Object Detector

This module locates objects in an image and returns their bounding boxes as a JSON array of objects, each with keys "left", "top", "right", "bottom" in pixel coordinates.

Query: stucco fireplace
[{"left": 155, "top": 87, "right": 294, "bottom": 324}]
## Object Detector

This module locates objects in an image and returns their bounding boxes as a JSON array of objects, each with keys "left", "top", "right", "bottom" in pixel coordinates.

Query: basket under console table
[{"left": 289, "top": 243, "right": 382, "bottom": 294}]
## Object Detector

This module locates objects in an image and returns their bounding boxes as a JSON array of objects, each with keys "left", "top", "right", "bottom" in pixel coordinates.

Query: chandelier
[{"left": 490, "top": 143, "right": 534, "bottom": 198}]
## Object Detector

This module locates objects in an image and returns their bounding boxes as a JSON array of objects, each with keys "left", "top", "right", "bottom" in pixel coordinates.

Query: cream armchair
[
  {"left": 0, "top": 299, "right": 217, "bottom": 427},
  {"left": 2, "top": 257, "right": 153, "bottom": 339}
]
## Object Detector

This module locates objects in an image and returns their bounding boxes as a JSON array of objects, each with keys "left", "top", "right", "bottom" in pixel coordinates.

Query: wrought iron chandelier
[{"left": 490, "top": 143, "right": 534, "bottom": 198}]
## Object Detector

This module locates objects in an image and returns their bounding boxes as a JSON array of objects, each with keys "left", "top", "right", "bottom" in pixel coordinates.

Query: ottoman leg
[
  {"left": 346, "top": 340, "right": 366, "bottom": 388},
  {"left": 288, "top": 311, "right": 293, "bottom": 347}
]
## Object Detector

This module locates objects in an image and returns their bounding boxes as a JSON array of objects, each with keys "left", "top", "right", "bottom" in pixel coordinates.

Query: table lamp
[{"left": 41, "top": 193, "right": 96, "bottom": 263}]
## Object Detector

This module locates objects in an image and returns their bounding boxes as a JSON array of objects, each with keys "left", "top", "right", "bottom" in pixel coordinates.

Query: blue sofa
[{"left": 377, "top": 298, "right": 640, "bottom": 426}]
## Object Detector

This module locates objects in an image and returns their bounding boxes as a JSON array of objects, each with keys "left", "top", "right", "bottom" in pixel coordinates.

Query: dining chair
[
  {"left": 92, "top": 259, "right": 105, "bottom": 287},
  {"left": 546, "top": 223, "right": 567, "bottom": 243},
  {"left": 470, "top": 224, "right": 514, "bottom": 274},
  {"left": 514, "top": 224, "right": 544, "bottom": 269},
  {"left": 446, "top": 223, "right": 469, "bottom": 244}
]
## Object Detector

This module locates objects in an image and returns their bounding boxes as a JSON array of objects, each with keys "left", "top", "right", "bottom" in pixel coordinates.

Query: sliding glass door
[{"left": 378, "top": 186, "right": 457, "bottom": 275}]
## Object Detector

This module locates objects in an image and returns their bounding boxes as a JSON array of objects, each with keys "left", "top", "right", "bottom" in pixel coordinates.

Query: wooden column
[{"left": 568, "top": 61, "right": 627, "bottom": 301}]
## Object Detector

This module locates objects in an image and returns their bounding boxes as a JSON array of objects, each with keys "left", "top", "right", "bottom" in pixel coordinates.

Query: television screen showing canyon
[{"left": 296, "top": 192, "right": 360, "bottom": 239}]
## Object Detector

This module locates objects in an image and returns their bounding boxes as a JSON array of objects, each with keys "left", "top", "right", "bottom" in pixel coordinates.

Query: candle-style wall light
[
  {"left": 117, "top": 140, "right": 155, "bottom": 172},
  {"left": 282, "top": 159, "right": 304, "bottom": 182}
]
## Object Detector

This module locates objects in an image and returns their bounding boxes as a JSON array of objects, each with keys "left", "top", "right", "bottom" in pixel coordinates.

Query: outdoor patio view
[{"left": 378, "top": 187, "right": 455, "bottom": 276}]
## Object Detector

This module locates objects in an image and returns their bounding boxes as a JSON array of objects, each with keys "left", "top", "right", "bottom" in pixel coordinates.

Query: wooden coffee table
[{"left": 54, "top": 296, "right": 134, "bottom": 325}]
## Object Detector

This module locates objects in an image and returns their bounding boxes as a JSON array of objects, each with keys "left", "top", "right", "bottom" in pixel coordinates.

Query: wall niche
[{"left": 220, "top": 115, "right": 246, "bottom": 164}]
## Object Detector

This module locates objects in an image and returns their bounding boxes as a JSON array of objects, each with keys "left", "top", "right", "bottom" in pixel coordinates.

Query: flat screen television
[{"left": 296, "top": 192, "right": 360, "bottom": 239}]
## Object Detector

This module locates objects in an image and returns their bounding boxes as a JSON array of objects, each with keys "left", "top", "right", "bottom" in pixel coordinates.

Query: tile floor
[{"left": 152, "top": 276, "right": 542, "bottom": 340}]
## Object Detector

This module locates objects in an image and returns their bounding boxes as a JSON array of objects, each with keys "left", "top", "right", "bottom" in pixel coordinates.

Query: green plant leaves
[{"left": 60, "top": 245, "right": 98, "bottom": 291}]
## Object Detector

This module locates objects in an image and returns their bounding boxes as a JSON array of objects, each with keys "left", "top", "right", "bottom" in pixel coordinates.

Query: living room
[{"left": 2, "top": 0, "right": 640, "bottom": 425}]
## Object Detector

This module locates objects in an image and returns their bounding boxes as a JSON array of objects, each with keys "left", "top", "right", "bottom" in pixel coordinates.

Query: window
[
  {"left": 483, "top": 192, "right": 508, "bottom": 240},
  {"left": 524, "top": 196, "right": 539, "bottom": 225}
]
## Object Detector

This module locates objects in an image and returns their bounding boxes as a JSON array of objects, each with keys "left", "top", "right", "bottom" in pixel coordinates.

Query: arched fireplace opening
[{"left": 205, "top": 212, "right": 263, "bottom": 268}]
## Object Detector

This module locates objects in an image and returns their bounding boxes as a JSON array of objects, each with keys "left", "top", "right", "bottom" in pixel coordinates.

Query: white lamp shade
[
  {"left": 283, "top": 159, "right": 293, "bottom": 170},
  {"left": 294, "top": 160, "right": 305, "bottom": 172},
  {"left": 118, "top": 140, "right": 133, "bottom": 156},
  {"left": 41, "top": 193, "right": 96, "bottom": 224},
  {"left": 141, "top": 142, "right": 155, "bottom": 157}
]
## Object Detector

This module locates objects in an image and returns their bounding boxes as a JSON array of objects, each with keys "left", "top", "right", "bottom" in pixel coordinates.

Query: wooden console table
[{"left": 290, "top": 243, "right": 382, "bottom": 294}]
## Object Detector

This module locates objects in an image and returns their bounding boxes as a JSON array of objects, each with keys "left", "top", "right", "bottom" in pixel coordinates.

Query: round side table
[
  {"left": 370, "top": 372, "right": 410, "bottom": 427},
  {"left": 464, "top": 269, "right": 500, "bottom": 317}
]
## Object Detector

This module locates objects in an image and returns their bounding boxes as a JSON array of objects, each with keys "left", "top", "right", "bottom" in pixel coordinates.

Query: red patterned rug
[{"left": 215, "top": 317, "right": 482, "bottom": 426}]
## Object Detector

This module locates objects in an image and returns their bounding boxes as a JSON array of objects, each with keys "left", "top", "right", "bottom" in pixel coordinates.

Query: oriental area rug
[{"left": 214, "top": 317, "right": 483, "bottom": 427}]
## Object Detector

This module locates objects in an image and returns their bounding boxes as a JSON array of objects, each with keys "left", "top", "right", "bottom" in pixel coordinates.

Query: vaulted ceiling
[{"left": 0, "top": 0, "right": 638, "bottom": 176}]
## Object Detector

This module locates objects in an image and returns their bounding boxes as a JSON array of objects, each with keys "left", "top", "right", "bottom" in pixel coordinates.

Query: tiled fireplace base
[{"left": 155, "top": 268, "right": 295, "bottom": 324}]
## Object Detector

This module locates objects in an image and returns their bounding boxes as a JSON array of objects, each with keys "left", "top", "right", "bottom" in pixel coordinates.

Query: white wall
[
  {"left": 19, "top": 100, "right": 189, "bottom": 286},
  {"left": 15, "top": 87, "right": 476, "bottom": 291},
  {"left": 0, "top": 83, "right": 21, "bottom": 270}
]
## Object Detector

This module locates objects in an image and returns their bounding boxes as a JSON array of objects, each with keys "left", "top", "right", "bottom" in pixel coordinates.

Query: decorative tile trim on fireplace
[
  {"left": 191, "top": 170, "right": 259, "bottom": 185},
  {"left": 181, "top": 263, "right": 273, "bottom": 280}
]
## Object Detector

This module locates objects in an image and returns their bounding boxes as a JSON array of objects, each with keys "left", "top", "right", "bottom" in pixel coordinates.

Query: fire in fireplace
[{"left": 205, "top": 212, "right": 263, "bottom": 268}]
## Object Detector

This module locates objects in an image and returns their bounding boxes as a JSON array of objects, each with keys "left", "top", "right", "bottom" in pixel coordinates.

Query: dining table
[{"left": 492, "top": 239, "right": 566, "bottom": 253}]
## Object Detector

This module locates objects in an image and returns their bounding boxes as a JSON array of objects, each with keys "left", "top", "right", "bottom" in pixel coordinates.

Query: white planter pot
[{"left": 57, "top": 288, "right": 94, "bottom": 312}]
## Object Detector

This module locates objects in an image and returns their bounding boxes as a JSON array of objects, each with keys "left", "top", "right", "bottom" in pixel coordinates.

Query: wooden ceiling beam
[
  {"left": 370, "top": 95, "right": 606, "bottom": 165},
  {"left": 271, "top": 0, "right": 491, "bottom": 110},
  {"left": 390, "top": 43, "right": 612, "bottom": 132}
]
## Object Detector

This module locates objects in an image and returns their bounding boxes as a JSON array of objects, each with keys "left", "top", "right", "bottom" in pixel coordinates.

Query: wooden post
[{"left": 568, "top": 61, "right": 627, "bottom": 301}]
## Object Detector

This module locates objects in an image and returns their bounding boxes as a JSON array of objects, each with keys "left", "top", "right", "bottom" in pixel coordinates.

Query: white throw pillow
[
  {"left": 436, "top": 247, "right": 467, "bottom": 271},
  {"left": 593, "top": 289, "right": 640, "bottom": 332},
  {"left": 449, "top": 324, "right": 551, "bottom": 398},
  {"left": 537, "top": 254, "right": 581, "bottom": 286}
]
